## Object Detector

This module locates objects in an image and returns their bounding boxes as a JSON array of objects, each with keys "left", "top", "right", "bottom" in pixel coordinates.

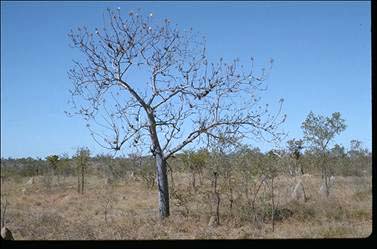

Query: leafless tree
[{"left": 67, "top": 9, "right": 285, "bottom": 218}]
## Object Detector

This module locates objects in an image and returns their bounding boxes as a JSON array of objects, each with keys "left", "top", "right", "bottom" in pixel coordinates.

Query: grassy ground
[{"left": 0, "top": 173, "right": 372, "bottom": 239}]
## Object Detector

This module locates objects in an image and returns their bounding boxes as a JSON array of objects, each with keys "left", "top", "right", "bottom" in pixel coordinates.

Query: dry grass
[{"left": 0, "top": 173, "right": 372, "bottom": 240}]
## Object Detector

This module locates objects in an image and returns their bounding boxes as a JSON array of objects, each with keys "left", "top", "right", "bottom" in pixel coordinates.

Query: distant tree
[
  {"left": 59, "top": 153, "right": 72, "bottom": 180},
  {"left": 331, "top": 144, "right": 346, "bottom": 158},
  {"left": 301, "top": 111, "right": 346, "bottom": 196},
  {"left": 234, "top": 145, "right": 265, "bottom": 225},
  {"left": 46, "top": 155, "right": 59, "bottom": 170},
  {"left": 287, "top": 138, "right": 304, "bottom": 174},
  {"left": 68, "top": 8, "right": 285, "bottom": 218},
  {"left": 46, "top": 155, "right": 60, "bottom": 181},
  {"left": 97, "top": 153, "right": 123, "bottom": 181},
  {"left": 328, "top": 144, "right": 349, "bottom": 175},
  {"left": 348, "top": 139, "right": 368, "bottom": 157},
  {"left": 17, "top": 157, "right": 38, "bottom": 177},
  {"left": 35, "top": 157, "right": 43, "bottom": 176},
  {"left": 181, "top": 149, "right": 208, "bottom": 190},
  {"left": 347, "top": 140, "right": 370, "bottom": 176},
  {"left": 264, "top": 150, "right": 282, "bottom": 232},
  {"left": 138, "top": 157, "right": 156, "bottom": 189},
  {"left": 74, "top": 148, "right": 90, "bottom": 194}
]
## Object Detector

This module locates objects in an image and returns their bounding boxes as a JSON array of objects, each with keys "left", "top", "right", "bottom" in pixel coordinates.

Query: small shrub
[
  {"left": 285, "top": 201, "right": 316, "bottom": 221},
  {"left": 319, "top": 226, "right": 351, "bottom": 238},
  {"left": 171, "top": 188, "right": 193, "bottom": 215},
  {"left": 349, "top": 209, "right": 371, "bottom": 220},
  {"left": 255, "top": 204, "right": 294, "bottom": 223}
]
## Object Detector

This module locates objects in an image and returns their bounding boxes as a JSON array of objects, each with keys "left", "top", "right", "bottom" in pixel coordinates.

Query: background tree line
[{"left": 1, "top": 139, "right": 371, "bottom": 182}]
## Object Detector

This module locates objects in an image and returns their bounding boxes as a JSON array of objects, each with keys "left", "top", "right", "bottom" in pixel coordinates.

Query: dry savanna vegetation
[{"left": 0, "top": 142, "right": 372, "bottom": 240}]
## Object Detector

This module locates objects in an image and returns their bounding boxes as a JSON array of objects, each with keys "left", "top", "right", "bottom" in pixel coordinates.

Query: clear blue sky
[{"left": 1, "top": 1, "right": 371, "bottom": 158}]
